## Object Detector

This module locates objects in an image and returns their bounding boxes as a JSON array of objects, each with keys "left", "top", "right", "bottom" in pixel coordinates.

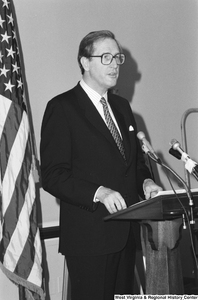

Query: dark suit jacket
[{"left": 40, "top": 83, "right": 151, "bottom": 256}]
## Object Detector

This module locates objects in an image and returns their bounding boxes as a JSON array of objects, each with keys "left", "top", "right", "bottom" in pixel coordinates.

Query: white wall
[
  {"left": 0, "top": 268, "right": 19, "bottom": 300},
  {"left": 1, "top": 1, "right": 197, "bottom": 299}
]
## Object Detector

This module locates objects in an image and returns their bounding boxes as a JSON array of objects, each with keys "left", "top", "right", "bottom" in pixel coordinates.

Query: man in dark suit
[{"left": 40, "top": 30, "right": 162, "bottom": 300}]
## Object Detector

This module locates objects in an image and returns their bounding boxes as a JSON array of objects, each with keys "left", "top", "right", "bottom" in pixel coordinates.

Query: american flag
[{"left": 0, "top": 1, "right": 44, "bottom": 299}]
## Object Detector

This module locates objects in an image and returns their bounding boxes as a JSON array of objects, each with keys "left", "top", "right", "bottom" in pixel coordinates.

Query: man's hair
[{"left": 77, "top": 30, "right": 121, "bottom": 74}]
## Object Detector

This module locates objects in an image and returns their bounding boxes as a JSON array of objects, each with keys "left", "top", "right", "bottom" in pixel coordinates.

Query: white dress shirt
[
  {"left": 80, "top": 79, "right": 122, "bottom": 136},
  {"left": 80, "top": 79, "right": 123, "bottom": 203}
]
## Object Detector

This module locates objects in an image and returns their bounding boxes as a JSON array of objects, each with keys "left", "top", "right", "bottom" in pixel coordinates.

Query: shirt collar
[{"left": 80, "top": 79, "right": 108, "bottom": 103}]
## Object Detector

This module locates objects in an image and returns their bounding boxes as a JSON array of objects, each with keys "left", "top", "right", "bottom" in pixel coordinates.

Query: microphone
[
  {"left": 137, "top": 131, "right": 160, "bottom": 161},
  {"left": 170, "top": 139, "right": 189, "bottom": 162},
  {"left": 168, "top": 147, "right": 182, "bottom": 160},
  {"left": 169, "top": 139, "right": 198, "bottom": 180}
]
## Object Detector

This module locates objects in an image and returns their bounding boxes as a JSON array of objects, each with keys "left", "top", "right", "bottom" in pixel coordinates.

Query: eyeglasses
[{"left": 89, "top": 53, "right": 125, "bottom": 65}]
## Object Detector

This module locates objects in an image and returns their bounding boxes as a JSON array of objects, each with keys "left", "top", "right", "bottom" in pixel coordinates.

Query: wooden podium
[{"left": 105, "top": 189, "right": 198, "bottom": 294}]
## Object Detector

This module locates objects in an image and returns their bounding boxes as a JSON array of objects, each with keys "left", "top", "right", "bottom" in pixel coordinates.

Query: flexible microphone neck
[{"left": 137, "top": 132, "right": 195, "bottom": 224}]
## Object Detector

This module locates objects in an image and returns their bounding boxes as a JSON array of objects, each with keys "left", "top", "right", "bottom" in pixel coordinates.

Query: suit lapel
[
  {"left": 74, "top": 83, "right": 130, "bottom": 163},
  {"left": 74, "top": 84, "right": 116, "bottom": 146}
]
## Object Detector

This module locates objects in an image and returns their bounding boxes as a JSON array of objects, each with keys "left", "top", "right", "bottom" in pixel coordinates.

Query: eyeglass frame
[{"left": 88, "top": 52, "right": 126, "bottom": 65}]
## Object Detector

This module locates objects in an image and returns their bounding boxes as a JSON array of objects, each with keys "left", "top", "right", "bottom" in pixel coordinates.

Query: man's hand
[
  {"left": 143, "top": 178, "right": 163, "bottom": 200},
  {"left": 95, "top": 186, "right": 127, "bottom": 214}
]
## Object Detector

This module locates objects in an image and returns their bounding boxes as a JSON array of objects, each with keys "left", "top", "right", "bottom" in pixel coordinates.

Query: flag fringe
[{"left": 0, "top": 262, "right": 45, "bottom": 300}]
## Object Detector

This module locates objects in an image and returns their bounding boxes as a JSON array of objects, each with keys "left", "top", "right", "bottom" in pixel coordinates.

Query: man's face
[{"left": 85, "top": 38, "right": 120, "bottom": 95}]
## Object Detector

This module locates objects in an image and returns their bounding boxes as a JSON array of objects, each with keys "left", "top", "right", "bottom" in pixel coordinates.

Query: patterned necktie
[{"left": 100, "top": 97, "right": 126, "bottom": 160}]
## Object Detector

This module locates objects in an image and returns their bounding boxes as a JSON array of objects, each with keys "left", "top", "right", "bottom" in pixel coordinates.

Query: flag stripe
[
  {"left": 14, "top": 203, "right": 37, "bottom": 279},
  {"left": 1, "top": 109, "right": 29, "bottom": 216},
  {"left": 0, "top": 95, "right": 12, "bottom": 140},
  {"left": 0, "top": 134, "right": 31, "bottom": 260},
  {"left": 0, "top": 102, "right": 23, "bottom": 179},
  {"left": 27, "top": 230, "right": 42, "bottom": 286}
]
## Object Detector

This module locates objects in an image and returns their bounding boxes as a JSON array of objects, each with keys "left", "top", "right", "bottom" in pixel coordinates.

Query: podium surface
[{"left": 104, "top": 188, "right": 198, "bottom": 221}]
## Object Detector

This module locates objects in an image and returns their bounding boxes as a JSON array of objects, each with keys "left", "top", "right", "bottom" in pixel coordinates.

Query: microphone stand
[
  {"left": 144, "top": 148, "right": 198, "bottom": 288},
  {"left": 145, "top": 149, "right": 195, "bottom": 225}
]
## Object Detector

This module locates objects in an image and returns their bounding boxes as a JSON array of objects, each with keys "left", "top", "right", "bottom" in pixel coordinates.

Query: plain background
[{"left": 0, "top": 1, "right": 198, "bottom": 298}]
